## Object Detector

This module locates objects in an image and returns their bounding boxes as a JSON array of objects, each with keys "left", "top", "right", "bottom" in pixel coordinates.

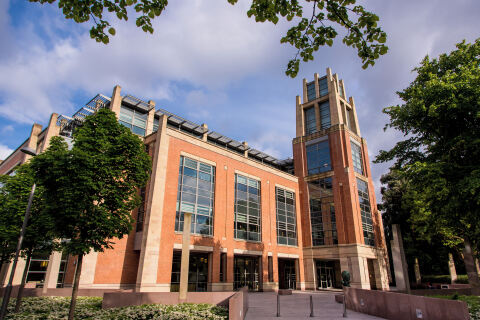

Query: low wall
[
  {"left": 412, "top": 288, "right": 472, "bottom": 296},
  {"left": 345, "top": 287, "right": 470, "bottom": 320},
  {"left": 229, "top": 287, "right": 249, "bottom": 320},
  {"left": 102, "top": 291, "right": 234, "bottom": 309}
]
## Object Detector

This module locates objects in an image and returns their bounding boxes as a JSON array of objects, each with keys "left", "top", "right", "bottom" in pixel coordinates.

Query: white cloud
[{"left": 0, "top": 144, "right": 13, "bottom": 160}]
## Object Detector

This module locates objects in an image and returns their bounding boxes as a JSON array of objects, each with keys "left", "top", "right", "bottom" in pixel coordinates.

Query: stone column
[
  {"left": 391, "top": 224, "right": 410, "bottom": 292},
  {"left": 42, "top": 251, "right": 62, "bottom": 293},
  {"left": 414, "top": 258, "right": 421, "bottom": 285},
  {"left": 79, "top": 251, "right": 98, "bottom": 288},
  {"left": 145, "top": 101, "right": 156, "bottom": 136},
  {"left": 448, "top": 253, "right": 457, "bottom": 284},
  {"left": 40, "top": 113, "right": 60, "bottom": 152},
  {"left": 373, "top": 252, "right": 390, "bottom": 290},
  {"left": 110, "top": 85, "right": 122, "bottom": 117},
  {"left": 349, "top": 256, "right": 370, "bottom": 289},
  {"left": 179, "top": 212, "right": 192, "bottom": 302}
]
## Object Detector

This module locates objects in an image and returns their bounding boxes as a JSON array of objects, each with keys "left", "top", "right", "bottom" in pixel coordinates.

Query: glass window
[
  {"left": 307, "top": 81, "right": 316, "bottom": 101},
  {"left": 351, "top": 140, "right": 363, "bottom": 175},
  {"left": 119, "top": 105, "right": 147, "bottom": 136},
  {"left": 304, "top": 107, "right": 317, "bottom": 135},
  {"left": 357, "top": 178, "right": 375, "bottom": 246},
  {"left": 153, "top": 117, "right": 159, "bottom": 132},
  {"left": 276, "top": 187, "right": 297, "bottom": 246},
  {"left": 234, "top": 174, "right": 261, "bottom": 241},
  {"left": 175, "top": 156, "right": 215, "bottom": 236},
  {"left": 318, "top": 77, "right": 328, "bottom": 96},
  {"left": 308, "top": 178, "right": 337, "bottom": 246},
  {"left": 319, "top": 101, "right": 331, "bottom": 130},
  {"left": 306, "top": 140, "right": 332, "bottom": 175}
]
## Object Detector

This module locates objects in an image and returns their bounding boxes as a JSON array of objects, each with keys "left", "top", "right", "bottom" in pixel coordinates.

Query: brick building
[{"left": 0, "top": 68, "right": 389, "bottom": 293}]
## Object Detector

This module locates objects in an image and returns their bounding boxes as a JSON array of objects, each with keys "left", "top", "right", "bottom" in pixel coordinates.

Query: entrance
[
  {"left": 234, "top": 256, "right": 260, "bottom": 291},
  {"left": 278, "top": 259, "right": 296, "bottom": 289},
  {"left": 367, "top": 259, "right": 377, "bottom": 290},
  {"left": 316, "top": 261, "right": 336, "bottom": 289},
  {"left": 170, "top": 251, "right": 209, "bottom": 292}
]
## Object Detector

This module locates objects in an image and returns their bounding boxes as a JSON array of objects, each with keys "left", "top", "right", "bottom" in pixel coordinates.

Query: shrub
[
  {"left": 456, "top": 275, "right": 469, "bottom": 284},
  {"left": 428, "top": 295, "right": 480, "bottom": 320},
  {"left": 422, "top": 275, "right": 451, "bottom": 284},
  {"left": 2, "top": 297, "right": 228, "bottom": 320}
]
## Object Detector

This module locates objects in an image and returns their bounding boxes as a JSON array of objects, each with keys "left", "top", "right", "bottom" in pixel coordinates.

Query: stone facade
[{"left": 0, "top": 68, "right": 389, "bottom": 292}]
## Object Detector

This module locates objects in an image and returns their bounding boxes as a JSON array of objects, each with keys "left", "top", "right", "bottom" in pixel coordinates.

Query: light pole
[{"left": 0, "top": 147, "right": 37, "bottom": 320}]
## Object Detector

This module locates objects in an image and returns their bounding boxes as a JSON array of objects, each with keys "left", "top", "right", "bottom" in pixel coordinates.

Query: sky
[{"left": 0, "top": 0, "right": 479, "bottom": 200}]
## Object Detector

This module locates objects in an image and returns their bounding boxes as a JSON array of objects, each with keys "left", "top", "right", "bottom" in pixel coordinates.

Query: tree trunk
[
  {"left": 68, "top": 254, "right": 83, "bottom": 320},
  {"left": 463, "top": 239, "right": 480, "bottom": 290},
  {"left": 14, "top": 253, "right": 31, "bottom": 313}
]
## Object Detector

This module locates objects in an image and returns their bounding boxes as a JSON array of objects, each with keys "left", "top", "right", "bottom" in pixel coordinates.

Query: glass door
[{"left": 234, "top": 256, "right": 259, "bottom": 291}]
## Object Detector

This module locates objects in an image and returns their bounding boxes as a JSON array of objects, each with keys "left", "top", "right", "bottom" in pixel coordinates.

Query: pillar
[
  {"left": 391, "top": 224, "right": 410, "bottom": 292},
  {"left": 110, "top": 85, "right": 122, "bottom": 117},
  {"left": 40, "top": 113, "right": 60, "bottom": 152},
  {"left": 136, "top": 115, "right": 170, "bottom": 292},
  {"left": 79, "top": 251, "right": 98, "bottom": 288},
  {"left": 448, "top": 253, "right": 457, "bottom": 284},
  {"left": 373, "top": 251, "right": 390, "bottom": 290},
  {"left": 179, "top": 212, "right": 192, "bottom": 302},
  {"left": 145, "top": 101, "right": 156, "bottom": 136},
  {"left": 201, "top": 124, "right": 208, "bottom": 141},
  {"left": 349, "top": 256, "right": 370, "bottom": 289},
  {"left": 414, "top": 258, "right": 421, "bottom": 285},
  {"left": 42, "top": 251, "right": 62, "bottom": 293}
]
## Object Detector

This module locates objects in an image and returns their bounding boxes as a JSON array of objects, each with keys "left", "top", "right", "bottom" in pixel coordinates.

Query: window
[
  {"left": 234, "top": 174, "right": 261, "bottom": 241},
  {"left": 351, "top": 141, "right": 363, "bottom": 175},
  {"left": 319, "top": 101, "right": 331, "bottom": 130},
  {"left": 304, "top": 107, "right": 317, "bottom": 135},
  {"left": 306, "top": 140, "right": 332, "bottom": 175},
  {"left": 220, "top": 253, "right": 227, "bottom": 282},
  {"left": 119, "top": 105, "right": 148, "bottom": 136},
  {"left": 307, "top": 81, "right": 316, "bottom": 101},
  {"left": 318, "top": 77, "right": 328, "bottom": 96},
  {"left": 175, "top": 156, "right": 215, "bottom": 236},
  {"left": 276, "top": 187, "right": 297, "bottom": 246},
  {"left": 357, "top": 178, "right": 375, "bottom": 246},
  {"left": 308, "top": 178, "right": 337, "bottom": 246},
  {"left": 153, "top": 117, "right": 159, "bottom": 132},
  {"left": 268, "top": 256, "right": 274, "bottom": 282}
]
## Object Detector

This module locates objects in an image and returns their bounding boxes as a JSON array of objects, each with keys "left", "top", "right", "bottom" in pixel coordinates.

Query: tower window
[
  {"left": 234, "top": 174, "right": 261, "bottom": 241},
  {"left": 119, "top": 105, "right": 148, "bottom": 136},
  {"left": 318, "top": 77, "right": 328, "bottom": 97},
  {"left": 307, "top": 81, "right": 316, "bottom": 101},
  {"left": 351, "top": 140, "right": 364, "bottom": 175},
  {"left": 357, "top": 178, "right": 375, "bottom": 246},
  {"left": 306, "top": 140, "right": 332, "bottom": 175},
  {"left": 308, "top": 177, "right": 337, "bottom": 246},
  {"left": 304, "top": 107, "right": 317, "bottom": 135},
  {"left": 319, "top": 101, "right": 331, "bottom": 130},
  {"left": 275, "top": 187, "right": 297, "bottom": 246},
  {"left": 175, "top": 156, "right": 215, "bottom": 236}
]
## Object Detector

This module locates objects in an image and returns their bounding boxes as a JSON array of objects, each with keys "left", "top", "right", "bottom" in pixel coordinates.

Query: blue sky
[{"left": 0, "top": 0, "right": 479, "bottom": 199}]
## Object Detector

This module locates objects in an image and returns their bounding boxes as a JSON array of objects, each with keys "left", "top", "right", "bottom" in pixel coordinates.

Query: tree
[
  {"left": 31, "top": 108, "right": 151, "bottom": 320},
  {"left": 376, "top": 39, "right": 480, "bottom": 289},
  {"left": 0, "top": 164, "right": 57, "bottom": 313},
  {"left": 29, "top": 0, "right": 388, "bottom": 77}
]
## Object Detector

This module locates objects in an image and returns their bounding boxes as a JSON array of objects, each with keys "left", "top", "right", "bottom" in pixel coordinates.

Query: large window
[
  {"left": 357, "top": 178, "right": 375, "bottom": 246},
  {"left": 319, "top": 101, "right": 331, "bottom": 129},
  {"left": 308, "top": 177, "right": 337, "bottom": 246},
  {"left": 119, "top": 105, "right": 148, "bottom": 136},
  {"left": 175, "top": 156, "right": 215, "bottom": 236},
  {"left": 234, "top": 174, "right": 261, "bottom": 241},
  {"left": 276, "top": 187, "right": 297, "bottom": 246},
  {"left": 307, "top": 81, "right": 316, "bottom": 101},
  {"left": 351, "top": 141, "right": 363, "bottom": 175},
  {"left": 318, "top": 77, "right": 328, "bottom": 96},
  {"left": 306, "top": 140, "right": 332, "bottom": 175},
  {"left": 153, "top": 117, "right": 159, "bottom": 132},
  {"left": 304, "top": 107, "right": 317, "bottom": 135}
]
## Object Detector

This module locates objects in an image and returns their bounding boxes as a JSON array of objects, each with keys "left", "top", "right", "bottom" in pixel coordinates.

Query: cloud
[{"left": 0, "top": 144, "right": 13, "bottom": 160}]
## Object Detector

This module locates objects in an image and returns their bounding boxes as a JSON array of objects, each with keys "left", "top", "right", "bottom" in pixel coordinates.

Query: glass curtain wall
[
  {"left": 351, "top": 141, "right": 364, "bottom": 174},
  {"left": 319, "top": 101, "right": 331, "bottom": 129},
  {"left": 306, "top": 140, "right": 332, "bottom": 175},
  {"left": 119, "top": 105, "right": 148, "bottom": 136},
  {"left": 175, "top": 156, "right": 215, "bottom": 235},
  {"left": 275, "top": 187, "right": 297, "bottom": 246},
  {"left": 307, "top": 81, "right": 316, "bottom": 101},
  {"left": 234, "top": 174, "right": 261, "bottom": 242},
  {"left": 304, "top": 107, "right": 317, "bottom": 135},
  {"left": 356, "top": 178, "right": 375, "bottom": 246},
  {"left": 308, "top": 177, "right": 338, "bottom": 246},
  {"left": 318, "top": 77, "right": 328, "bottom": 96}
]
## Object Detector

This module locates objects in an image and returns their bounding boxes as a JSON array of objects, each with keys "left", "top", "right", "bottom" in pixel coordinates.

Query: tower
[{"left": 293, "top": 68, "right": 389, "bottom": 290}]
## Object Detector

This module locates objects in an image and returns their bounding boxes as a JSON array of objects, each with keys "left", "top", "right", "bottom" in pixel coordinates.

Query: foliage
[
  {"left": 421, "top": 274, "right": 469, "bottom": 284},
  {"left": 2, "top": 297, "right": 228, "bottom": 320},
  {"left": 0, "top": 164, "right": 57, "bottom": 264},
  {"left": 375, "top": 39, "right": 480, "bottom": 286},
  {"left": 28, "top": 0, "right": 388, "bottom": 77},
  {"left": 428, "top": 295, "right": 480, "bottom": 320}
]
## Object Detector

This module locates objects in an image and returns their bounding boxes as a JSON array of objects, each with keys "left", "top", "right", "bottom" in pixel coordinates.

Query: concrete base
[{"left": 209, "top": 282, "right": 234, "bottom": 291}]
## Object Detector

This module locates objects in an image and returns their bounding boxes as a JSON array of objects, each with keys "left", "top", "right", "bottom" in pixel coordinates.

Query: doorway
[
  {"left": 278, "top": 259, "right": 297, "bottom": 289},
  {"left": 234, "top": 256, "right": 260, "bottom": 291},
  {"left": 316, "top": 260, "right": 336, "bottom": 289},
  {"left": 367, "top": 259, "right": 377, "bottom": 290}
]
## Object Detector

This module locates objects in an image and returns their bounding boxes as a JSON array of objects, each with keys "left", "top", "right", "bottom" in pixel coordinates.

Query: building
[{"left": 0, "top": 68, "right": 389, "bottom": 293}]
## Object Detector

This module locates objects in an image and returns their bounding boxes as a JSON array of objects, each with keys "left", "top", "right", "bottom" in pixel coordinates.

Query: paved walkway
[{"left": 245, "top": 291, "right": 385, "bottom": 320}]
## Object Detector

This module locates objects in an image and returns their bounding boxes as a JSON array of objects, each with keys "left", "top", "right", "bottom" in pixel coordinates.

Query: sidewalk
[{"left": 245, "top": 291, "right": 385, "bottom": 320}]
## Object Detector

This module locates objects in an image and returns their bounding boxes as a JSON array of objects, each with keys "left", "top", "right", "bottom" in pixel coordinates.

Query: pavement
[{"left": 245, "top": 291, "right": 385, "bottom": 320}]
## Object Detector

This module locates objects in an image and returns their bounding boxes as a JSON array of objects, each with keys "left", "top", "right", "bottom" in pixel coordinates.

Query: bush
[
  {"left": 428, "top": 295, "right": 480, "bottom": 320},
  {"left": 2, "top": 297, "right": 228, "bottom": 320},
  {"left": 422, "top": 275, "right": 451, "bottom": 284},
  {"left": 456, "top": 275, "right": 469, "bottom": 284}
]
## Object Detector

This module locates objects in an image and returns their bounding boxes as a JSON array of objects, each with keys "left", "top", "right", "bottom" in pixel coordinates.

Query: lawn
[
  {"left": 1, "top": 296, "right": 228, "bottom": 320},
  {"left": 428, "top": 294, "right": 480, "bottom": 320}
]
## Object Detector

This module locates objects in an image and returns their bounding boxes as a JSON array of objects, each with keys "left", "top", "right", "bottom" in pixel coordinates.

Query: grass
[
  {"left": 428, "top": 294, "right": 480, "bottom": 320},
  {"left": 1, "top": 296, "right": 228, "bottom": 320}
]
